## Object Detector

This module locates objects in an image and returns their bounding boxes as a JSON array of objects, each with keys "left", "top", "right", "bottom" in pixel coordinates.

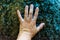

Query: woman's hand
[{"left": 17, "top": 4, "right": 45, "bottom": 38}]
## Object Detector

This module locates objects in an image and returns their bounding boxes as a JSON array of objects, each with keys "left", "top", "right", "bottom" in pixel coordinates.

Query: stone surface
[{"left": 0, "top": 0, "right": 60, "bottom": 40}]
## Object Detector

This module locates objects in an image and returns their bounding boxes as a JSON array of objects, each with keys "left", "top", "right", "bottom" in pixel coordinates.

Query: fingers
[
  {"left": 37, "top": 23, "right": 45, "bottom": 32},
  {"left": 17, "top": 4, "right": 39, "bottom": 23},
  {"left": 24, "top": 5, "right": 28, "bottom": 21},
  {"left": 32, "top": 7, "right": 39, "bottom": 22},
  {"left": 17, "top": 10, "right": 23, "bottom": 23},
  {"left": 29, "top": 4, "right": 34, "bottom": 21}
]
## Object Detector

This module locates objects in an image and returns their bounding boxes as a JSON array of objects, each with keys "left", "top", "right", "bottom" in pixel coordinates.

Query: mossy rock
[{"left": 0, "top": 0, "right": 60, "bottom": 40}]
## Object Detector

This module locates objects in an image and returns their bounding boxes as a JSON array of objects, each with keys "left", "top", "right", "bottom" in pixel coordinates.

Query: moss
[{"left": 0, "top": 0, "right": 60, "bottom": 40}]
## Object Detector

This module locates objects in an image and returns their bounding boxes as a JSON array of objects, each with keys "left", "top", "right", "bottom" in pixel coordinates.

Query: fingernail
[
  {"left": 26, "top": 5, "right": 28, "bottom": 8},
  {"left": 31, "top": 4, "right": 33, "bottom": 7},
  {"left": 41, "top": 23, "right": 45, "bottom": 26},
  {"left": 36, "top": 7, "right": 39, "bottom": 11},
  {"left": 36, "top": 7, "right": 39, "bottom": 9}
]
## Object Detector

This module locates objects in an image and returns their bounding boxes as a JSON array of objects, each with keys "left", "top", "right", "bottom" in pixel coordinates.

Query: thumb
[{"left": 37, "top": 23, "right": 45, "bottom": 32}]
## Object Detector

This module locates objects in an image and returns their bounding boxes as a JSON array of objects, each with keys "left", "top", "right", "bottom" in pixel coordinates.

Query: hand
[{"left": 17, "top": 4, "right": 45, "bottom": 38}]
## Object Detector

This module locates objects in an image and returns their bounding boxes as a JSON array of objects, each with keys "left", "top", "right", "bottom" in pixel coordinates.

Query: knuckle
[
  {"left": 35, "top": 14, "right": 37, "bottom": 17},
  {"left": 30, "top": 10, "right": 33, "bottom": 14}
]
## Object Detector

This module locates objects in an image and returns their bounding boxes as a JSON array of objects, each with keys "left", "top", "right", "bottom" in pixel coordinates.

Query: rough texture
[{"left": 0, "top": 0, "right": 60, "bottom": 40}]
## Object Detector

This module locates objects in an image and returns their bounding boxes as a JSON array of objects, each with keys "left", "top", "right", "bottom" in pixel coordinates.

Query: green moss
[
  {"left": 0, "top": 0, "right": 60, "bottom": 40},
  {"left": 0, "top": 0, "right": 24, "bottom": 40}
]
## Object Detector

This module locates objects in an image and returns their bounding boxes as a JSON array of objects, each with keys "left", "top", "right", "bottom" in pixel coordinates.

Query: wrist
[
  {"left": 17, "top": 31, "right": 32, "bottom": 40},
  {"left": 20, "top": 31, "right": 32, "bottom": 38}
]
